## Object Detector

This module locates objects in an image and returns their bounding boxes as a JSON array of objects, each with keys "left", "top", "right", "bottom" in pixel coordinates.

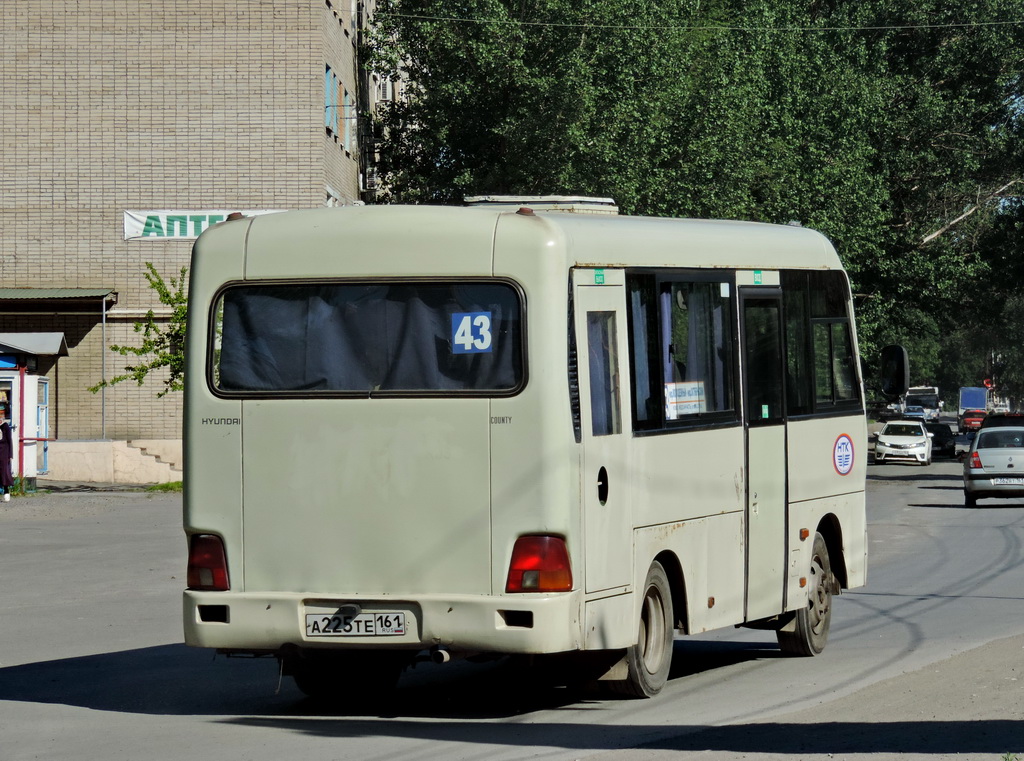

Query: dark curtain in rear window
[{"left": 214, "top": 282, "right": 523, "bottom": 394}]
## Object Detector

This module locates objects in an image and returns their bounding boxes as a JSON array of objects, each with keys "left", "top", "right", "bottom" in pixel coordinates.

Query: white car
[{"left": 873, "top": 420, "right": 933, "bottom": 466}]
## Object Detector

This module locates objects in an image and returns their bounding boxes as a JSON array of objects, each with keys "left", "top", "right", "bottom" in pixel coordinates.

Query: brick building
[{"left": 0, "top": 0, "right": 380, "bottom": 482}]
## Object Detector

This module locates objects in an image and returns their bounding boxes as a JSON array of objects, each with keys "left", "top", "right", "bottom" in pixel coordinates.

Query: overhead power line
[{"left": 373, "top": 12, "right": 1024, "bottom": 33}]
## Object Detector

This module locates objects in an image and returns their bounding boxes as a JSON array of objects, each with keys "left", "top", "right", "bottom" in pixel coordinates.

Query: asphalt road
[{"left": 1, "top": 459, "right": 1022, "bottom": 761}]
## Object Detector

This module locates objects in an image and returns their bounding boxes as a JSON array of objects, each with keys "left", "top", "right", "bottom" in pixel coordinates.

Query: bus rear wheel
[
  {"left": 777, "top": 532, "right": 833, "bottom": 656},
  {"left": 610, "top": 561, "right": 674, "bottom": 698}
]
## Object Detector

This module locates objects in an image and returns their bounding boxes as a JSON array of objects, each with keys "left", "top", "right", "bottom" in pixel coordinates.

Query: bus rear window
[{"left": 211, "top": 281, "right": 524, "bottom": 396}]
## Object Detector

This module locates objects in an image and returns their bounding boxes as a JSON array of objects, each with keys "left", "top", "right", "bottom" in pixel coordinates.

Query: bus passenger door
[
  {"left": 740, "top": 289, "right": 787, "bottom": 621},
  {"left": 574, "top": 270, "right": 632, "bottom": 594}
]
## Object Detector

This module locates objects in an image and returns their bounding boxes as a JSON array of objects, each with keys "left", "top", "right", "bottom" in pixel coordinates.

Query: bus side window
[
  {"left": 783, "top": 277, "right": 812, "bottom": 415},
  {"left": 587, "top": 311, "right": 621, "bottom": 436},
  {"left": 782, "top": 270, "right": 860, "bottom": 414},
  {"left": 831, "top": 323, "right": 856, "bottom": 400},
  {"left": 628, "top": 275, "right": 660, "bottom": 428},
  {"left": 627, "top": 272, "right": 736, "bottom": 431},
  {"left": 814, "top": 322, "right": 856, "bottom": 404},
  {"left": 809, "top": 271, "right": 859, "bottom": 409}
]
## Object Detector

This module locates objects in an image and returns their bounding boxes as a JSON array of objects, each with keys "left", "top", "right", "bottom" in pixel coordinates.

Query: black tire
[
  {"left": 609, "top": 561, "right": 674, "bottom": 698},
  {"left": 965, "top": 491, "right": 978, "bottom": 508},
  {"left": 288, "top": 650, "right": 407, "bottom": 703},
  {"left": 777, "top": 532, "right": 833, "bottom": 656}
]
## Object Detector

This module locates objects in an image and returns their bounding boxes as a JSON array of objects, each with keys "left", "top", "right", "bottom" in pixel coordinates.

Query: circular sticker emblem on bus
[{"left": 833, "top": 434, "right": 855, "bottom": 475}]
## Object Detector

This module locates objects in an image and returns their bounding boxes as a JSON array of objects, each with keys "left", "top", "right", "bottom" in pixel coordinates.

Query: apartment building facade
[{"left": 0, "top": 0, "right": 381, "bottom": 482}]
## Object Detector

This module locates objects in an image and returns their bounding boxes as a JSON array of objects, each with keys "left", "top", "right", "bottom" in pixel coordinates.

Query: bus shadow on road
[
  {"left": 225, "top": 714, "right": 1021, "bottom": 757},
  {"left": 0, "top": 644, "right": 295, "bottom": 716},
  {"left": 909, "top": 498, "right": 1024, "bottom": 509},
  {"left": 867, "top": 472, "right": 962, "bottom": 482},
  {"left": 6, "top": 643, "right": 1018, "bottom": 756},
  {"left": 0, "top": 639, "right": 782, "bottom": 719}
]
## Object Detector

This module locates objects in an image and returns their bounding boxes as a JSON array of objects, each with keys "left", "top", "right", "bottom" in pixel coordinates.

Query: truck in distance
[{"left": 905, "top": 386, "right": 941, "bottom": 422}]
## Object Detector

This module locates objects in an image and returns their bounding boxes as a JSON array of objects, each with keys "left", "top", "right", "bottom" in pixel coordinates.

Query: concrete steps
[
  {"left": 45, "top": 439, "right": 183, "bottom": 484},
  {"left": 127, "top": 440, "right": 183, "bottom": 473}
]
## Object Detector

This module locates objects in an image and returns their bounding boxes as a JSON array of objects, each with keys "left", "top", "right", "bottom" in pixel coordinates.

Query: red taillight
[
  {"left": 971, "top": 451, "right": 983, "bottom": 469},
  {"left": 187, "top": 534, "right": 230, "bottom": 591},
  {"left": 505, "top": 535, "right": 573, "bottom": 593}
]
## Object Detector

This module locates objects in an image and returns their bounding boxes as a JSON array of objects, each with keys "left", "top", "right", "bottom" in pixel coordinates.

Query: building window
[
  {"left": 343, "top": 88, "right": 352, "bottom": 150},
  {"left": 324, "top": 64, "right": 340, "bottom": 137}
]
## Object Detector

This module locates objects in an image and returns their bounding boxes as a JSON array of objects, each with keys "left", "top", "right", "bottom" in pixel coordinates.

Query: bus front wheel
[
  {"left": 610, "top": 561, "right": 674, "bottom": 698},
  {"left": 777, "top": 532, "right": 833, "bottom": 656}
]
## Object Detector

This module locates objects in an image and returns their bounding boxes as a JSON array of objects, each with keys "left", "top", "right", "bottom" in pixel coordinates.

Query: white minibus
[{"left": 183, "top": 203, "right": 893, "bottom": 700}]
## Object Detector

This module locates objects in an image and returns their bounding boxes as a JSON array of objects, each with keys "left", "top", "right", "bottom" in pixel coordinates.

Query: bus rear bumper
[{"left": 183, "top": 590, "right": 584, "bottom": 656}]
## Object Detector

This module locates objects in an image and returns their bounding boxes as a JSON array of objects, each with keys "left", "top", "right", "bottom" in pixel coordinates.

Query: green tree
[
  {"left": 367, "top": 0, "right": 1024, "bottom": 362},
  {"left": 978, "top": 199, "right": 1024, "bottom": 403},
  {"left": 89, "top": 263, "right": 188, "bottom": 398}
]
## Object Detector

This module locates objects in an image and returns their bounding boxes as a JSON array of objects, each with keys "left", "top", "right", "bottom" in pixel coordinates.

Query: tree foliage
[
  {"left": 368, "top": 0, "right": 1024, "bottom": 394},
  {"left": 89, "top": 263, "right": 188, "bottom": 398}
]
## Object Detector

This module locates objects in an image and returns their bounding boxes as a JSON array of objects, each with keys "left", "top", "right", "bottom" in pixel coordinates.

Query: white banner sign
[
  {"left": 664, "top": 381, "right": 706, "bottom": 419},
  {"left": 123, "top": 210, "right": 286, "bottom": 240}
]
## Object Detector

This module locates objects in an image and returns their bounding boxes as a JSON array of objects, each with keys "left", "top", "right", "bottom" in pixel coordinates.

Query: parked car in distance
[
  {"left": 903, "top": 405, "right": 926, "bottom": 422},
  {"left": 963, "top": 426, "right": 1024, "bottom": 507},
  {"left": 873, "top": 420, "right": 933, "bottom": 466},
  {"left": 924, "top": 422, "right": 957, "bottom": 458},
  {"left": 959, "top": 408, "right": 988, "bottom": 432},
  {"left": 979, "top": 413, "right": 1024, "bottom": 429}
]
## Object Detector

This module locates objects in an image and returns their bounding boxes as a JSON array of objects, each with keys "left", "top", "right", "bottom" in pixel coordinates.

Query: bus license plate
[
  {"left": 305, "top": 612, "right": 406, "bottom": 637},
  {"left": 992, "top": 478, "right": 1024, "bottom": 486}
]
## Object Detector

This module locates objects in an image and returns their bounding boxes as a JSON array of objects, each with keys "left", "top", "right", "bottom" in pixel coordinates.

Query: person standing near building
[{"left": 0, "top": 402, "right": 12, "bottom": 501}]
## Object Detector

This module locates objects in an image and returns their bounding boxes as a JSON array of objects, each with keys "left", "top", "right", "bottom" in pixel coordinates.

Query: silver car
[
  {"left": 963, "top": 426, "right": 1024, "bottom": 507},
  {"left": 873, "top": 420, "right": 933, "bottom": 466},
  {"left": 903, "top": 405, "right": 927, "bottom": 422}
]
